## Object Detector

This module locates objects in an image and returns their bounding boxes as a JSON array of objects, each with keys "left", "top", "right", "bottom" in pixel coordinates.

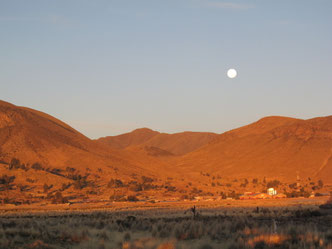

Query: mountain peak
[
  {"left": 256, "top": 115, "right": 300, "bottom": 123},
  {"left": 131, "top": 127, "right": 159, "bottom": 134}
]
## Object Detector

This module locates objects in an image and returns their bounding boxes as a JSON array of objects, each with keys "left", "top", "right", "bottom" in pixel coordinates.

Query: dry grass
[{"left": 0, "top": 207, "right": 331, "bottom": 249}]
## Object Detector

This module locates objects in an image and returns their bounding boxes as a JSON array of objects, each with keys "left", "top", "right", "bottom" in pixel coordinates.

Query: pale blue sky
[{"left": 1, "top": 0, "right": 332, "bottom": 138}]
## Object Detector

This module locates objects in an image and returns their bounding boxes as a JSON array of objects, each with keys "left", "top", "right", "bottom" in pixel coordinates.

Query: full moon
[{"left": 227, "top": 68, "right": 237, "bottom": 79}]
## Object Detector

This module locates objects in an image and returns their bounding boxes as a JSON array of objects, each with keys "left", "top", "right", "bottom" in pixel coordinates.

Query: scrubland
[{"left": 0, "top": 206, "right": 331, "bottom": 249}]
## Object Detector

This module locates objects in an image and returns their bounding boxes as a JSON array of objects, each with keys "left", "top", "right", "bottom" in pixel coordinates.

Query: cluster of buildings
[{"left": 239, "top": 188, "right": 286, "bottom": 200}]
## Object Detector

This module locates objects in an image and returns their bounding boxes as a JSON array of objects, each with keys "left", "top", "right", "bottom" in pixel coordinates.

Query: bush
[
  {"left": 123, "top": 232, "right": 131, "bottom": 241},
  {"left": 9, "top": 158, "right": 20, "bottom": 170},
  {"left": 109, "top": 194, "right": 126, "bottom": 202},
  {"left": 228, "top": 191, "right": 241, "bottom": 200},
  {"left": 166, "top": 185, "right": 177, "bottom": 192},
  {"left": 51, "top": 192, "right": 68, "bottom": 204},
  {"left": 267, "top": 180, "right": 281, "bottom": 188},
  {"left": 74, "top": 179, "right": 88, "bottom": 190},
  {"left": 127, "top": 195, "right": 139, "bottom": 202},
  {"left": 43, "top": 184, "right": 53, "bottom": 193},
  {"left": 61, "top": 183, "right": 71, "bottom": 191},
  {"left": 129, "top": 182, "right": 143, "bottom": 192},
  {"left": 0, "top": 174, "right": 16, "bottom": 190},
  {"left": 141, "top": 176, "right": 154, "bottom": 183},
  {"left": 73, "top": 175, "right": 89, "bottom": 189},
  {"left": 31, "top": 163, "right": 43, "bottom": 170},
  {"left": 108, "top": 179, "right": 124, "bottom": 188}
]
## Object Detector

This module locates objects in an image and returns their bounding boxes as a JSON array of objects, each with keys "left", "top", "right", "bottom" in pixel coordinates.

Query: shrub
[
  {"left": 61, "top": 183, "right": 71, "bottom": 191},
  {"left": 267, "top": 180, "right": 281, "bottom": 188},
  {"left": 73, "top": 175, "right": 89, "bottom": 189},
  {"left": 43, "top": 184, "right": 53, "bottom": 193},
  {"left": 141, "top": 176, "right": 154, "bottom": 183},
  {"left": 129, "top": 182, "right": 143, "bottom": 192},
  {"left": 17, "top": 184, "right": 29, "bottom": 192},
  {"left": 166, "top": 186, "right": 177, "bottom": 192},
  {"left": 107, "top": 179, "right": 124, "bottom": 188},
  {"left": 31, "top": 163, "right": 43, "bottom": 170},
  {"left": 51, "top": 192, "right": 68, "bottom": 204},
  {"left": 66, "top": 167, "right": 76, "bottom": 173},
  {"left": 109, "top": 194, "right": 126, "bottom": 202},
  {"left": 0, "top": 174, "right": 16, "bottom": 190},
  {"left": 74, "top": 178, "right": 88, "bottom": 190},
  {"left": 26, "top": 178, "right": 35, "bottom": 183},
  {"left": 9, "top": 158, "right": 21, "bottom": 170},
  {"left": 228, "top": 191, "right": 241, "bottom": 200},
  {"left": 123, "top": 232, "right": 131, "bottom": 241},
  {"left": 127, "top": 195, "right": 139, "bottom": 202}
]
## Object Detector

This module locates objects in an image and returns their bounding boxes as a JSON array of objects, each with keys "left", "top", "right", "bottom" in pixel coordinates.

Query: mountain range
[{"left": 0, "top": 99, "right": 331, "bottom": 204}]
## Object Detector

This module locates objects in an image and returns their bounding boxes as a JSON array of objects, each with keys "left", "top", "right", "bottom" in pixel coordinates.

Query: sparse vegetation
[
  {"left": 266, "top": 180, "right": 281, "bottom": 189},
  {"left": 0, "top": 207, "right": 331, "bottom": 249},
  {"left": 108, "top": 178, "right": 124, "bottom": 188},
  {"left": 31, "top": 162, "right": 43, "bottom": 171},
  {"left": 50, "top": 191, "right": 68, "bottom": 204},
  {"left": 73, "top": 175, "right": 89, "bottom": 190},
  {"left": 0, "top": 174, "right": 15, "bottom": 191}
]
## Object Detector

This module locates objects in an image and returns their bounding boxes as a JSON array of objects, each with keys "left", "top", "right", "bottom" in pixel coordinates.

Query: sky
[{"left": 1, "top": 0, "right": 332, "bottom": 138}]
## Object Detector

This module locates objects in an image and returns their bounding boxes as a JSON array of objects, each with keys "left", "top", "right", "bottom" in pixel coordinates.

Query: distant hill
[
  {"left": 0, "top": 100, "right": 167, "bottom": 178},
  {"left": 97, "top": 129, "right": 218, "bottom": 156},
  {"left": 97, "top": 128, "right": 160, "bottom": 150},
  {"left": 176, "top": 116, "right": 332, "bottom": 183},
  {"left": 1, "top": 99, "right": 331, "bottom": 207}
]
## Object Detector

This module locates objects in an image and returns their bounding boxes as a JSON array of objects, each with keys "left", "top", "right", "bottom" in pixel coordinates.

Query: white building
[{"left": 267, "top": 188, "right": 277, "bottom": 196}]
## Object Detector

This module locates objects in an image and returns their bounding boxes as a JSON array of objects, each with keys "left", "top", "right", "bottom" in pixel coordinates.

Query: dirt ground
[{"left": 0, "top": 196, "right": 328, "bottom": 215}]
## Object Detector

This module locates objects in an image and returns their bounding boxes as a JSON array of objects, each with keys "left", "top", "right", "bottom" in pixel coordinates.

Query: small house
[{"left": 267, "top": 188, "right": 277, "bottom": 196}]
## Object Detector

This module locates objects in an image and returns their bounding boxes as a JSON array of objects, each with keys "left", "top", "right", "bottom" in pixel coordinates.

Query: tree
[
  {"left": 108, "top": 179, "right": 124, "bottom": 188},
  {"left": 43, "top": 184, "right": 49, "bottom": 193},
  {"left": 141, "top": 176, "right": 153, "bottom": 184},
  {"left": 127, "top": 195, "right": 139, "bottom": 202},
  {"left": 43, "top": 184, "right": 53, "bottom": 193},
  {"left": 129, "top": 182, "right": 143, "bottom": 192},
  {"left": 74, "top": 176, "right": 88, "bottom": 190},
  {"left": 9, "top": 158, "right": 21, "bottom": 170},
  {"left": 61, "top": 183, "right": 71, "bottom": 191},
  {"left": 52, "top": 192, "right": 68, "bottom": 204},
  {"left": 32, "top": 163, "right": 43, "bottom": 170},
  {"left": 267, "top": 180, "right": 281, "bottom": 188},
  {"left": 0, "top": 175, "right": 16, "bottom": 190},
  {"left": 191, "top": 205, "right": 197, "bottom": 218}
]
